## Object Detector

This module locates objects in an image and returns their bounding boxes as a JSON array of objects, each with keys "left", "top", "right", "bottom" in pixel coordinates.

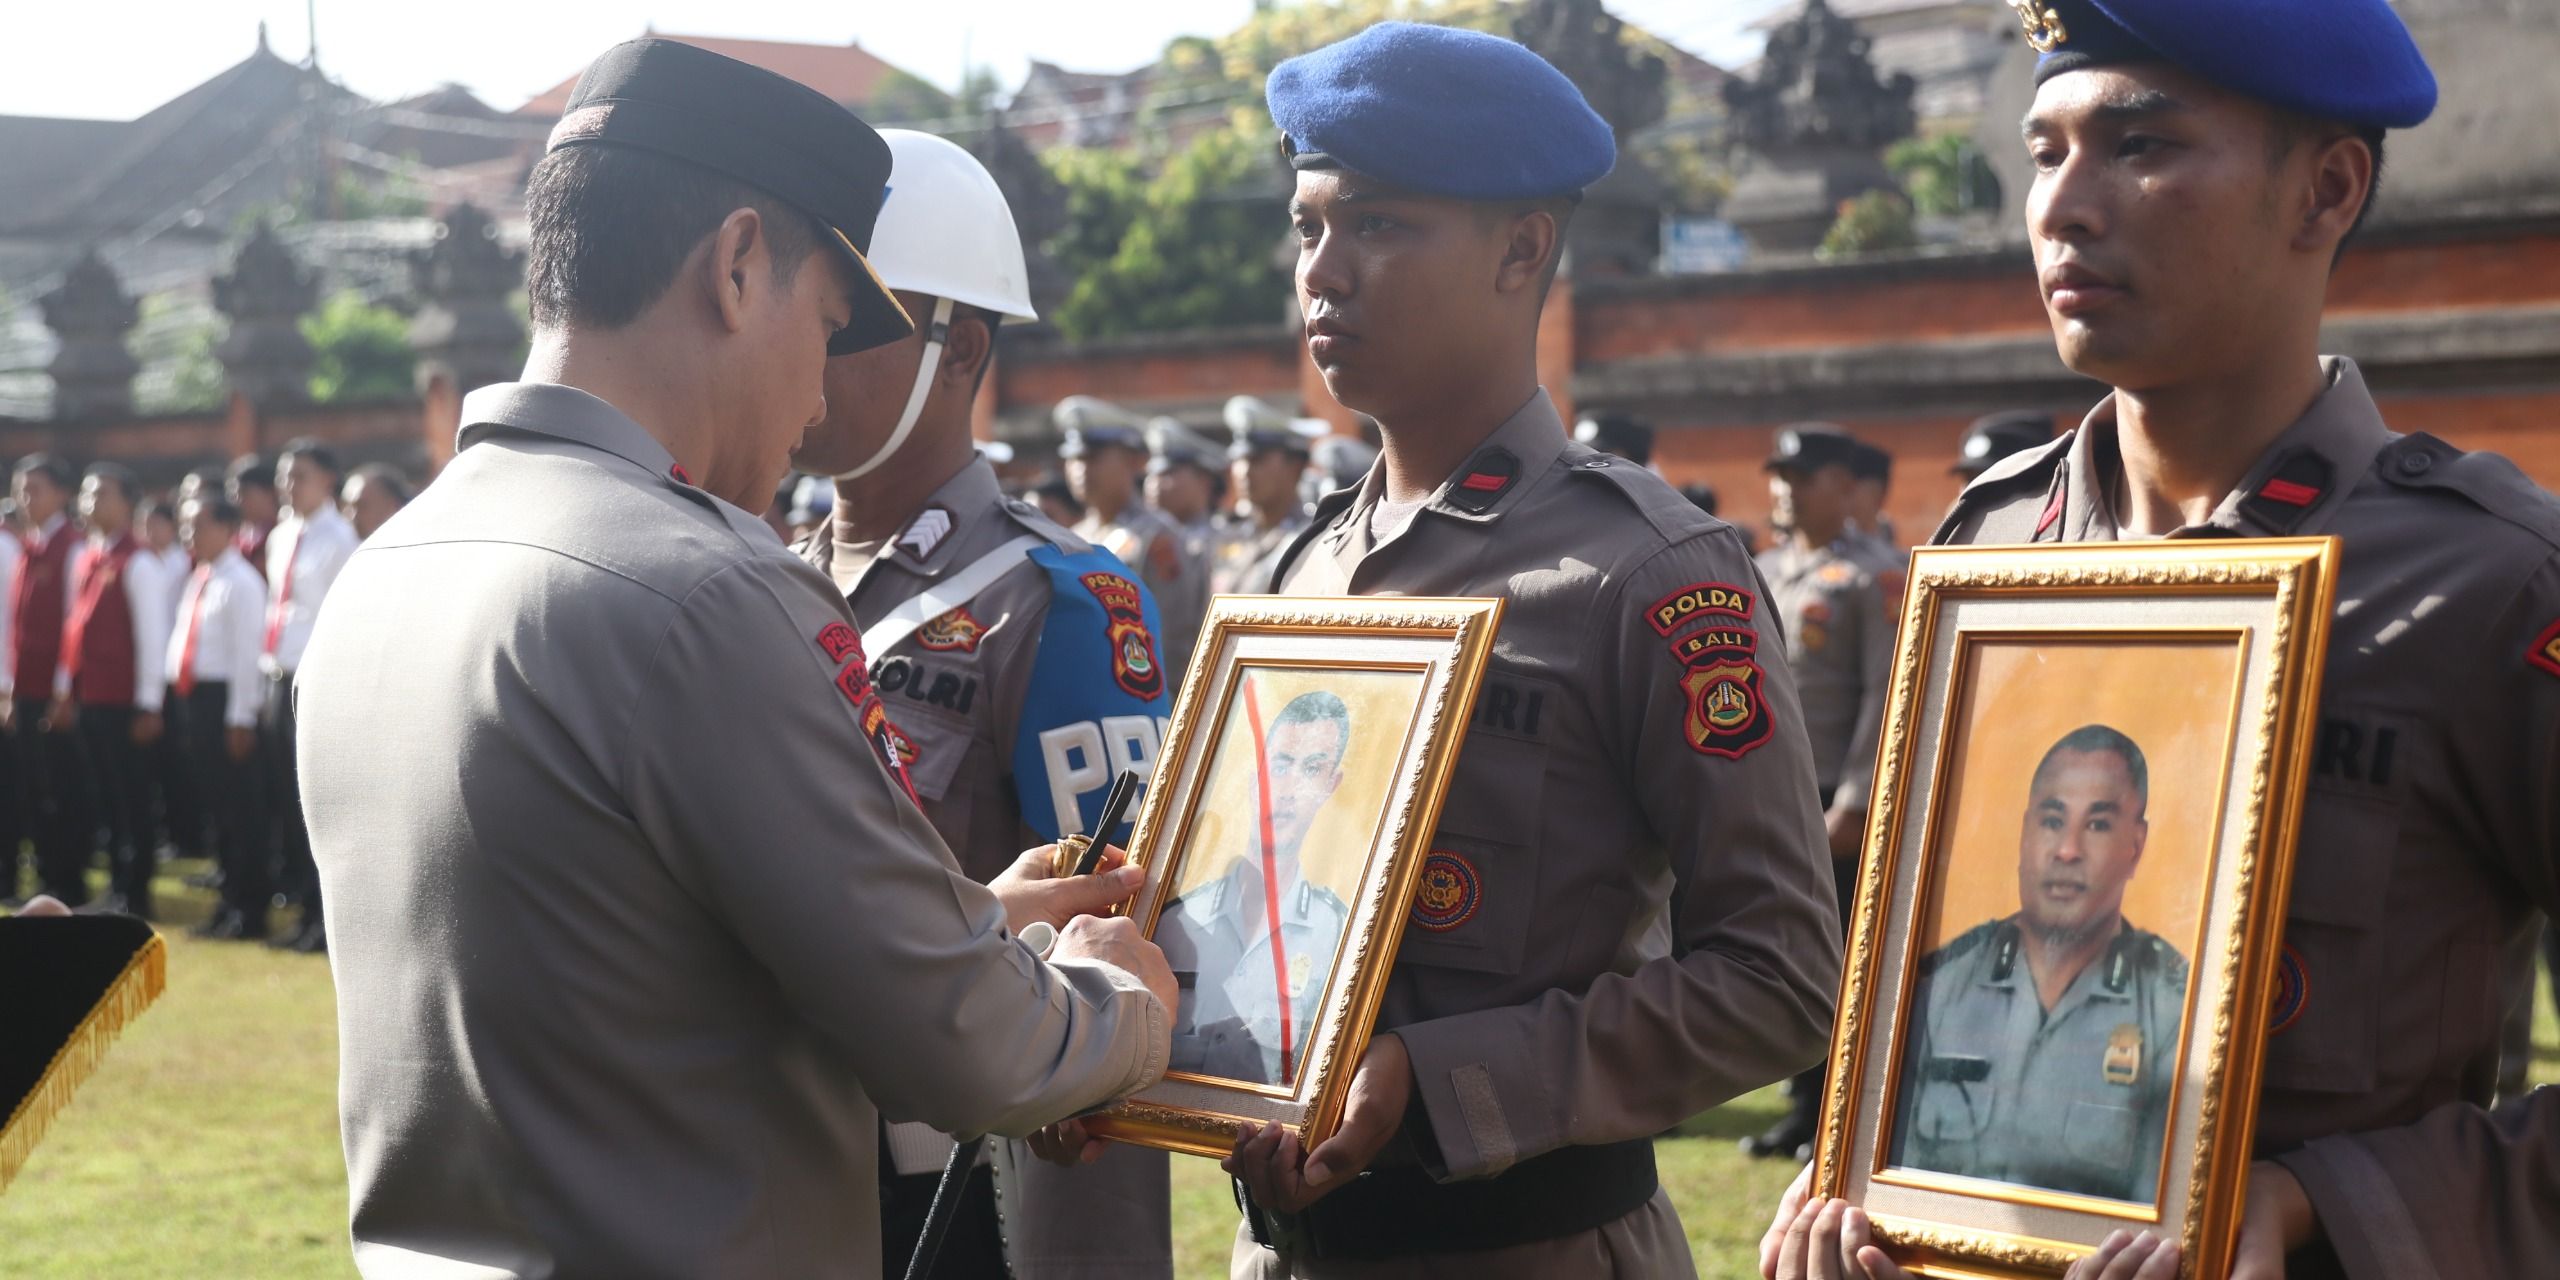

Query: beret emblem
[{"left": 2006, "top": 0, "right": 2071, "bottom": 53}]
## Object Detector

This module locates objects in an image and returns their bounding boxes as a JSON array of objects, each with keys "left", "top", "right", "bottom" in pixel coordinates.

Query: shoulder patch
[
  {"left": 1080, "top": 570, "right": 1165, "bottom": 700},
  {"left": 2529, "top": 619, "right": 2560, "bottom": 680},
  {"left": 1647, "top": 581, "right": 1756, "bottom": 635},
  {"left": 815, "top": 621, "right": 862, "bottom": 665},
  {"left": 2378, "top": 433, "right": 2560, "bottom": 554},
  {"left": 1679, "top": 653, "right": 1774, "bottom": 759}
]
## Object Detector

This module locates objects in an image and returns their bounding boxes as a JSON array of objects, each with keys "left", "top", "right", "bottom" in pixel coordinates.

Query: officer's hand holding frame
[
  {"left": 1812, "top": 541, "right": 2336, "bottom": 1278},
  {"left": 1081, "top": 595, "right": 1500, "bottom": 1159}
]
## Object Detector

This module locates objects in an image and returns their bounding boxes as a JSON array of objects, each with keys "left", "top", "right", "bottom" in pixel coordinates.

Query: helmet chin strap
[{"left": 833, "top": 296, "right": 956, "bottom": 482}]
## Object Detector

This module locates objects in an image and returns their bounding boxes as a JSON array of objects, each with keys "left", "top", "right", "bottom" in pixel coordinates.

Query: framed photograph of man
[
  {"left": 1086, "top": 595, "right": 1502, "bottom": 1158},
  {"left": 1812, "top": 540, "right": 2338, "bottom": 1277}
]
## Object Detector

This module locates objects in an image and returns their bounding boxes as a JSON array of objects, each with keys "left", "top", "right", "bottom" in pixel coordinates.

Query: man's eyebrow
[
  {"left": 2022, "top": 89, "right": 2188, "bottom": 136},
  {"left": 2086, "top": 799, "right": 2123, "bottom": 815}
]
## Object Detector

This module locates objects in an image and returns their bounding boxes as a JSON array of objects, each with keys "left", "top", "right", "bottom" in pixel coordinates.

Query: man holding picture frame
[
  {"left": 1769, "top": 1, "right": 2560, "bottom": 1278},
  {"left": 1206, "top": 20, "right": 1846, "bottom": 1279}
]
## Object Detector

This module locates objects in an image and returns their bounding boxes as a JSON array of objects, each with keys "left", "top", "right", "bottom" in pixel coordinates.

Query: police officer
[
  {"left": 1146, "top": 415, "right": 1228, "bottom": 545},
  {"left": 1057, "top": 396, "right": 1208, "bottom": 676},
  {"left": 1768, "top": 3, "right": 2560, "bottom": 1278},
  {"left": 1893, "top": 726, "right": 2186, "bottom": 1204},
  {"left": 1574, "top": 412, "right": 1656, "bottom": 468},
  {"left": 1158, "top": 691, "right": 1353, "bottom": 1085},
  {"left": 1844, "top": 440, "right": 1902, "bottom": 568},
  {"left": 1155, "top": 23, "right": 1842, "bottom": 1278},
  {"left": 293, "top": 40, "right": 1175, "bottom": 1277},
  {"left": 1748, "top": 426, "right": 1896, "bottom": 1163},
  {"left": 1951, "top": 411, "right": 2054, "bottom": 483},
  {"left": 790, "top": 127, "right": 1177, "bottom": 1280},
  {"left": 1212, "top": 396, "right": 1324, "bottom": 596}
]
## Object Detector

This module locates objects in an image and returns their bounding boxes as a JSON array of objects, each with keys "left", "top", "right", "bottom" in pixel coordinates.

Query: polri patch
[
  {"left": 1081, "top": 570, "right": 1165, "bottom": 701},
  {"left": 2528, "top": 619, "right": 2560, "bottom": 680},
  {"left": 1412, "top": 851, "right": 1481, "bottom": 931},
  {"left": 1647, "top": 582, "right": 1755, "bottom": 636},
  {"left": 1680, "top": 655, "right": 1774, "bottom": 759},
  {"left": 916, "top": 607, "right": 986, "bottom": 654}
]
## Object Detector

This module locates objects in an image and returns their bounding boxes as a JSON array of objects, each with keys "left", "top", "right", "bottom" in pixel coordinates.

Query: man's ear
[
  {"left": 938, "top": 310, "right": 993, "bottom": 392},
  {"left": 1494, "top": 207, "right": 1561, "bottom": 296},
  {"left": 702, "top": 206, "right": 767, "bottom": 336},
  {"left": 2295, "top": 133, "right": 2373, "bottom": 257}
]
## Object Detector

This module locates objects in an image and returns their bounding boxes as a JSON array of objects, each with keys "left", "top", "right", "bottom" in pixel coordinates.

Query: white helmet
[{"left": 830, "top": 129, "right": 1037, "bottom": 481}]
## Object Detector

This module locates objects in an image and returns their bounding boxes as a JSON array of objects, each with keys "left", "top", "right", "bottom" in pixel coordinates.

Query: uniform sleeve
[
  {"left": 1831, "top": 567, "right": 1895, "bottom": 811},
  {"left": 1394, "top": 530, "right": 1844, "bottom": 1180},
  {"left": 125, "top": 552, "right": 170, "bottom": 713},
  {"left": 224, "top": 574, "right": 267, "bottom": 727},
  {"left": 621, "top": 556, "right": 1169, "bottom": 1138},
  {"left": 2273, "top": 551, "right": 2560, "bottom": 1280}
]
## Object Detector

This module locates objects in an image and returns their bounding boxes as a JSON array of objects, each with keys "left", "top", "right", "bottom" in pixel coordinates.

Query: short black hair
[
  {"left": 82, "top": 462, "right": 138, "bottom": 505},
  {"left": 279, "top": 438, "right": 343, "bottom": 482},
  {"left": 348, "top": 462, "right": 416, "bottom": 505},
  {"left": 14, "top": 454, "right": 72, "bottom": 492},
  {"left": 226, "top": 453, "right": 277, "bottom": 493},
  {"left": 184, "top": 494, "right": 243, "bottom": 529},
  {"left": 1271, "top": 690, "right": 1351, "bottom": 742},
  {"left": 524, "top": 143, "right": 822, "bottom": 332},
  {"left": 2033, "top": 724, "right": 2150, "bottom": 812}
]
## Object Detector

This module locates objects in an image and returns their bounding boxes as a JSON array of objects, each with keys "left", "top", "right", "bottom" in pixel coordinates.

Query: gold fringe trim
[{"left": 0, "top": 929, "right": 167, "bottom": 1191}]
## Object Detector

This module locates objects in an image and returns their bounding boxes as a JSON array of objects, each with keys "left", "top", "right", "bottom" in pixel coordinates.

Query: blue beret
[
  {"left": 1266, "top": 22, "right": 1614, "bottom": 201},
  {"left": 2015, "top": 0, "right": 2436, "bottom": 130}
]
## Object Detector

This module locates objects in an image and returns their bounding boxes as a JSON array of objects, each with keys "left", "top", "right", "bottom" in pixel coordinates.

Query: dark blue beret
[
  {"left": 2017, "top": 0, "right": 2436, "bottom": 130},
  {"left": 1266, "top": 22, "right": 1615, "bottom": 201},
  {"left": 552, "top": 38, "right": 911, "bottom": 354}
]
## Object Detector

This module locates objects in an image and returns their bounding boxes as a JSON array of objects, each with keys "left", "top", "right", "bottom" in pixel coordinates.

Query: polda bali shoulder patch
[
  {"left": 1646, "top": 581, "right": 1755, "bottom": 636},
  {"left": 2528, "top": 618, "right": 2560, "bottom": 679},
  {"left": 1412, "top": 850, "right": 1482, "bottom": 931},
  {"left": 915, "top": 606, "right": 986, "bottom": 654},
  {"left": 815, "top": 621, "right": 863, "bottom": 665},
  {"left": 1080, "top": 570, "right": 1164, "bottom": 701},
  {"left": 1676, "top": 638, "right": 1775, "bottom": 759}
]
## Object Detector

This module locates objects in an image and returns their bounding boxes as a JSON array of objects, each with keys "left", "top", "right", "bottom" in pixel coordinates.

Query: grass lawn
[{"left": 5, "top": 864, "right": 2555, "bottom": 1277}]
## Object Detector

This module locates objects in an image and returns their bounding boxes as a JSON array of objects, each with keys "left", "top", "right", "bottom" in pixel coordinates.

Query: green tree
[
  {"left": 301, "top": 290, "right": 415, "bottom": 403},
  {"left": 131, "top": 293, "right": 226, "bottom": 415},
  {"left": 1886, "top": 133, "right": 2001, "bottom": 217},
  {"left": 867, "top": 68, "right": 955, "bottom": 125},
  {"left": 1046, "top": 120, "right": 1290, "bottom": 339},
  {"left": 1819, "top": 190, "right": 1918, "bottom": 259}
]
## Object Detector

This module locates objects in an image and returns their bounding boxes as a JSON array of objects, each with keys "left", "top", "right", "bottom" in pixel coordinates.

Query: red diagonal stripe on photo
[{"left": 1241, "top": 676, "right": 1296, "bottom": 1083}]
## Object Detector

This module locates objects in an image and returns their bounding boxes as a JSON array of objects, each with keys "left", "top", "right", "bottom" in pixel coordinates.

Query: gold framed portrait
[
  {"left": 1813, "top": 539, "right": 2338, "bottom": 1278},
  {"left": 1084, "top": 595, "right": 1502, "bottom": 1158}
]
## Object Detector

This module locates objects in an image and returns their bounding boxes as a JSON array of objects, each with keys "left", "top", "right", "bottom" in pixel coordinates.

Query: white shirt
[
  {"left": 166, "top": 547, "right": 269, "bottom": 728},
  {"left": 153, "top": 545, "right": 189, "bottom": 616},
  {"left": 76, "top": 532, "right": 175, "bottom": 713},
  {"left": 262, "top": 504, "right": 358, "bottom": 676}
]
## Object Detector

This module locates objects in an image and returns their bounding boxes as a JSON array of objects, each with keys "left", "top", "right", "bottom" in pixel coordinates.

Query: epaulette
[
  {"left": 1557, "top": 442, "right": 1722, "bottom": 545},
  {"left": 1919, "top": 918, "right": 2012, "bottom": 978},
  {"left": 1930, "top": 432, "right": 2075, "bottom": 545},
  {"left": 2375, "top": 433, "right": 2560, "bottom": 556},
  {"left": 2102, "top": 927, "right": 2188, "bottom": 993}
]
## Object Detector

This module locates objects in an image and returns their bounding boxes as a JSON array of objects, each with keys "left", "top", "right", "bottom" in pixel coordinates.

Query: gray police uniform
[
  {"left": 1077, "top": 501, "right": 1205, "bottom": 676},
  {"left": 1209, "top": 509, "right": 1313, "bottom": 598},
  {"left": 1892, "top": 917, "right": 2188, "bottom": 1203},
  {"left": 1939, "top": 357, "right": 2560, "bottom": 1279},
  {"left": 298, "top": 382, "right": 1169, "bottom": 1279},
  {"left": 801, "top": 456, "right": 1175, "bottom": 1280},
  {"left": 1754, "top": 535, "right": 1893, "bottom": 813},
  {"left": 1157, "top": 856, "right": 1349, "bottom": 1084}
]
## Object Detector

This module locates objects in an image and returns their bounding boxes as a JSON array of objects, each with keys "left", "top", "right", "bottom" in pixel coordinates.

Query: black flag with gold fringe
[{"left": 2, "top": 914, "right": 166, "bottom": 1189}]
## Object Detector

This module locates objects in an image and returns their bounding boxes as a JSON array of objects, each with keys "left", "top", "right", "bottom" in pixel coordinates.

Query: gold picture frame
[
  {"left": 1085, "top": 595, "right": 1502, "bottom": 1158},
  {"left": 1813, "top": 540, "right": 2338, "bottom": 1278}
]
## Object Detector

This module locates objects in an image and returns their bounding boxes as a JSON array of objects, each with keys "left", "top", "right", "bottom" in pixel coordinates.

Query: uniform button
[{"left": 2398, "top": 450, "right": 2435, "bottom": 478}]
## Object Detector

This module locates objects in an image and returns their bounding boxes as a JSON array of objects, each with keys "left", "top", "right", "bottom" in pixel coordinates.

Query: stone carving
[
  {"left": 37, "top": 247, "right": 139, "bottom": 421},
  {"left": 212, "top": 221, "right": 318, "bottom": 408},
  {"left": 407, "top": 202, "right": 525, "bottom": 397},
  {"left": 1721, "top": 0, "right": 1919, "bottom": 255}
]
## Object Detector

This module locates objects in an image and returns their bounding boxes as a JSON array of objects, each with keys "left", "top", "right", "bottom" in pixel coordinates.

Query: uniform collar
[
  {"left": 458, "top": 381, "right": 681, "bottom": 483},
  {"left": 1323, "top": 387, "right": 1568, "bottom": 551},
  {"left": 887, "top": 458, "right": 1004, "bottom": 576},
  {"left": 2059, "top": 357, "right": 2392, "bottom": 542}
]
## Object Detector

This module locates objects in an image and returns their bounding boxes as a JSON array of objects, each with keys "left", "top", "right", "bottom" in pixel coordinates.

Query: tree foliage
[
  {"left": 1886, "top": 133, "right": 2001, "bottom": 217},
  {"left": 301, "top": 290, "right": 415, "bottom": 404},
  {"left": 1046, "top": 119, "right": 1290, "bottom": 339},
  {"left": 1819, "top": 190, "right": 1918, "bottom": 259}
]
